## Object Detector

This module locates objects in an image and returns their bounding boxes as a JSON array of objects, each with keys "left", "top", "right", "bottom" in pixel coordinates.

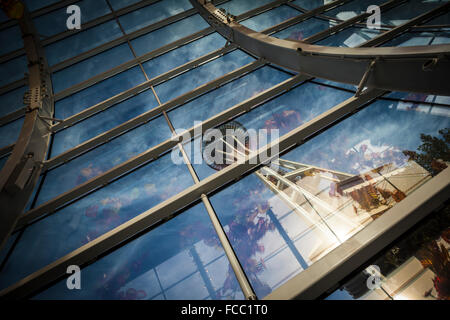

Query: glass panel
[
  {"left": 380, "top": 0, "right": 449, "bottom": 26},
  {"left": 0, "top": 25, "right": 23, "bottom": 56},
  {"left": 384, "top": 91, "right": 450, "bottom": 106},
  {"left": 382, "top": 30, "right": 450, "bottom": 46},
  {"left": 0, "top": 55, "right": 27, "bottom": 87},
  {"left": 311, "top": 79, "right": 357, "bottom": 92},
  {"left": 45, "top": 19, "right": 123, "bottom": 66},
  {"left": 130, "top": 14, "right": 209, "bottom": 57},
  {"left": 210, "top": 173, "right": 314, "bottom": 298},
  {"left": 189, "top": 81, "right": 353, "bottom": 180},
  {"left": 425, "top": 11, "right": 450, "bottom": 24},
  {"left": 0, "top": 232, "right": 18, "bottom": 266},
  {"left": 0, "top": 116, "right": 24, "bottom": 148},
  {"left": 23, "top": 0, "right": 59, "bottom": 12},
  {"left": 108, "top": 0, "right": 141, "bottom": 11},
  {"left": 51, "top": 43, "right": 134, "bottom": 93},
  {"left": 292, "top": 0, "right": 324, "bottom": 11},
  {"left": 168, "top": 66, "right": 292, "bottom": 130},
  {"left": 24, "top": 175, "right": 43, "bottom": 212},
  {"left": 54, "top": 66, "right": 146, "bottom": 119},
  {"left": 316, "top": 26, "right": 381, "bottom": 47},
  {"left": 34, "top": 0, "right": 111, "bottom": 38},
  {"left": 327, "top": 204, "right": 450, "bottom": 300},
  {"left": 273, "top": 17, "right": 330, "bottom": 41},
  {"left": 0, "top": 9, "right": 8, "bottom": 23},
  {"left": 325, "top": 0, "right": 385, "bottom": 20},
  {"left": 52, "top": 90, "right": 159, "bottom": 156},
  {"left": 218, "top": 0, "right": 274, "bottom": 16},
  {"left": 142, "top": 32, "right": 226, "bottom": 79},
  {"left": 240, "top": 5, "right": 301, "bottom": 32},
  {"left": 37, "top": 114, "right": 172, "bottom": 205},
  {"left": 118, "top": 0, "right": 192, "bottom": 34},
  {"left": 0, "top": 153, "right": 194, "bottom": 290},
  {"left": 0, "top": 86, "right": 27, "bottom": 118},
  {"left": 33, "top": 203, "right": 245, "bottom": 300},
  {"left": 208, "top": 96, "right": 449, "bottom": 299},
  {"left": 154, "top": 50, "right": 254, "bottom": 103},
  {"left": 0, "top": 155, "right": 8, "bottom": 171}
]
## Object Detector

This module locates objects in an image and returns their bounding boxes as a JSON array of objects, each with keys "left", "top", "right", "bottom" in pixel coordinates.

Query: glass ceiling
[{"left": 0, "top": 0, "right": 449, "bottom": 300}]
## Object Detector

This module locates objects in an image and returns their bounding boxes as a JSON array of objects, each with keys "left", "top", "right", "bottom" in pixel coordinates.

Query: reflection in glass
[
  {"left": 325, "top": 0, "right": 385, "bottom": 21},
  {"left": 154, "top": 50, "right": 254, "bottom": 103},
  {"left": 36, "top": 114, "right": 172, "bottom": 205},
  {"left": 384, "top": 91, "right": 450, "bottom": 106},
  {"left": 208, "top": 97, "right": 449, "bottom": 298},
  {"left": 51, "top": 43, "right": 134, "bottom": 93},
  {"left": 52, "top": 89, "right": 159, "bottom": 156},
  {"left": 45, "top": 20, "right": 123, "bottom": 66},
  {"left": 54, "top": 66, "right": 146, "bottom": 119},
  {"left": 34, "top": 203, "right": 244, "bottom": 300},
  {"left": 328, "top": 204, "right": 450, "bottom": 300},
  {"left": 187, "top": 81, "right": 352, "bottom": 180},
  {"left": 218, "top": 0, "right": 274, "bottom": 16},
  {"left": 382, "top": 30, "right": 450, "bottom": 47},
  {"left": 241, "top": 5, "right": 300, "bottom": 32},
  {"left": 23, "top": 0, "right": 59, "bottom": 12},
  {"left": 0, "top": 117, "right": 24, "bottom": 149},
  {"left": 130, "top": 14, "right": 209, "bottom": 57},
  {"left": 34, "top": 0, "right": 111, "bottom": 38},
  {"left": 316, "top": 26, "right": 380, "bottom": 47},
  {"left": 0, "top": 86, "right": 27, "bottom": 118},
  {"left": 0, "top": 25, "right": 23, "bottom": 56},
  {"left": 0, "top": 55, "right": 27, "bottom": 87},
  {"left": 292, "top": 0, "right": 325, "bottom": 11},
  {"left": 118, "top": 0, "right": 192, "bottom": 34},
  {"left": 273, "top": 17, "right": 330, "bottom": 41},
  {"left": 142, "top": 32, "right": 226, "bottom": 79},
  {"left": 380, "top": 0, "right": 449, "bottom": 26},
  {"left": 0, "top": 153, "right": 194, "bottom": 290}
]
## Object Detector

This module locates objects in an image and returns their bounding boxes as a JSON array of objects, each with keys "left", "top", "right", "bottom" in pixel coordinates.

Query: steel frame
[
  {"left": 0, "top": 0, "right": 449, "bottom": 300},
  {"left": 265, "top": 166, "right": 450, "bottom": 299},
  {"left": 0, "top": 8, "right": 54, "bottom": 255},
  {"left": 190, "top": 0, "right": 450, "bottom": 95}
]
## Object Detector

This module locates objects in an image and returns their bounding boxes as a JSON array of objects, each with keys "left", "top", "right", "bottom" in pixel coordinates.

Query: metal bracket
[
  {"left": 355, "top": 59, "right": 378, "bottom": 97},
  {"left": 37, "top": 115, "right": 63, "bottom": 123}
]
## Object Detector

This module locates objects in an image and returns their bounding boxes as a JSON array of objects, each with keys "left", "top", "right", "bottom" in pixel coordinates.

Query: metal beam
[
  {"left": 49, "top": 8, "right": 198, "bottom": 73},
  {"left": 48, "top": 0, "right": 277, "bottom": 74},
  {"left": 1, "top": 87, "right": 384, "bottom": 299},
  {"left": 52, "top": 0, "right": 291, "bottom": 101},
  {"left": 265, "top": 166, "right": 450, "bottom": 300},
  {"left": 360, "top": 3, "right": 450, "bottom": 47},
  {"left": 52, "top": 44, "right": 237, "bottom": 132},
  {"left": 0, "top": 79, "right": 27, "bottom": 97},
  {"left": 44, "top": 0, "right": 351, "bottom": 157},
  {"left": 53, "top": 27, "right": 215, "bottom": 101},
  {"left": 0, "top": 8, "right": 54, "bottom": 252},
  {"left": 201, "top": 195, "right": 257, "bottom": 300},
  {"left": 190, "top": 0, "right": 450, "bottom": 95},
  {"left": 40, "top": 0, "right": 162, "bottom": 47},
  {"left": 262, "top": 0, "right": 352, "bottom": 36},
  {"left": 0, "top": 0, "right": 79, "bottom": 31},
  {"left": 303, "top": 0, "right": 405, "bottom": 44},
  {"left": 0, "top": 144, "right": 14, "bottom": 159},
  {"left": 0, "top": 108, "right": 26, "bottom": 127},
  {"left": 52, "top": 0, "right": 332, "bottom": 132},
  {"left": 43, "top": 59, "right": 263, "bottom": 172},
  {"left": 17, "top": 73, "right": 306, "bottom": 231}
]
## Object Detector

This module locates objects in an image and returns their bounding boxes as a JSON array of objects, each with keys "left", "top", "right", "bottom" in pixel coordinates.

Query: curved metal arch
[
  {"left": 0, "top": 5, "right": 54, "bottom": 251},
  {"left": 190, "top": 0, "right": 450, "bottom": 95}
]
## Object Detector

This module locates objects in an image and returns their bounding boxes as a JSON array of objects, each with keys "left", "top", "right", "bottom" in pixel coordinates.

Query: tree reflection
[{"left": 403, "top": 128, "right": 449, "bottom": 176}]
